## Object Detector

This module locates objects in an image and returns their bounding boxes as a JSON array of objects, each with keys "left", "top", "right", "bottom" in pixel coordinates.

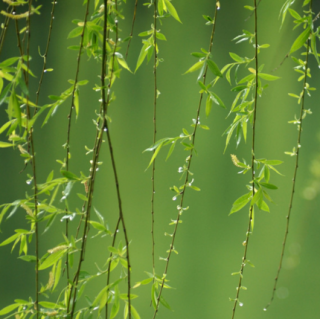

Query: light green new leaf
[
  {"left": 209, "top": 91, "right": 226, "bottom": 108},
  {"left": 258, "top": 73, "right": 280, "bottom": 81},
  {"left": 18, "top": 255, "right": 36, "bottom": 262},
  {"left": 290, "top": 27, "right": 310, "bottom": 54},
  {"left": 0, "top": 141, "right": 13, "bottom": 148},
  {"left": 251, "top": 188, "right": 262, "bottom": 206},
  {"left": 0, "top": 303, "right": 20, "bottom": 315},
  {"left": 38, "top": 302, "right": 60, "bottom": 309},
  {"left": 164, "top": 0, "right": 182, "bottom": 23},
  {"left": 110, "top": 285, "right": 120, "bottom": 318},
  {"left": 184, "top": 60, "right": 205, "bottom": 74},
  {"left": 39, "top": 249, "right": 67, "bottom": 270},
  {"left": 0, "top": 233, "right": 20, "bottom": 246},
  {"left": 260, "top": 182, "right": 278, "bottom": 190},
  {"left": 9, "top": 90, "right": 21, "bottom": 129},
  {"left": 67, "top": 26, "right": 83, "bottom": 39},
  {"left": 74, "top": 88, "right": 79, "bottom": 119},
  {"left": 205, "top": 95, "right": 213, "bottom": 117},
  {"left": 206, "top": 60, "right": 223, "bottom": 77},
  {"left": 229, "top": 52, "right": 244, "bottom": 62},
  {"left": 135, "top": 42, "right": 149, "bottom": 72},
  {"left": 60, "top": 170, "right": 79, "bottom": 180},
  {"left": 117, "top": 57, "right": 132, "bottom": 73},
  {"left": 230, "top": 192, "right": 251, "bottom": 215}
]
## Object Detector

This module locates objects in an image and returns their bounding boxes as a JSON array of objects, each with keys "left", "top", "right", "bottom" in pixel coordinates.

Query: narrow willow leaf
[
  {"left": 260, "top": 200, "right": 270, "bottom": 212},
  {"left": 89, "top": 221, "right": 107, "bottom": 232},
  {"left": 135, "top": 42, "right": 149, "bottom": 72},
  {"left": 264, "top": 160, "right": 283, "bottom": 165},
  {"left": 230, "top": 192, "right": 251, "bottom": 215},
  {"left": 18, "top": 255, "right": 36, "bottom": 262},
  {"left": 290, "top": 27, "right": 311, "bottom": 54},
  {"left": 60, "top": 170, "right": 79, "bottom": 180},
  {"left": 184, "top": 60, "right": 205, "bottom": 74},
  {"left": 206, "top": 95, "right": 213, "bottom": 117},
  {"left": 206, "top": 60, "right": 222, "bottom": 77},
  {"left": 38, "top": 302, "right": 60, "bottom": 309},
  {"left": 67, "top": 26, "right": 83, "bottom": 39},
  {"left": 0, "top": 141, "right": 13, "bottom": 148},
  {"left": 251, "top": 188, "right": 262, "bottom": 206},
  {"left": 74, "top": 88, "right": 79, "bottom": 119},
  {"left": 53, "top": 259, "right": 62, "bottom": 291},
  {"left": 160, "top": 295, "right": 172, "bottom": 310},
  {"left": 117, "top": 57, "right": 132, "bottom": 73},
  {"left": 110, "top": 285, "right": 120, "bottom": 319},
  {"left": 311, "top": 33, "right": 320, "bottom": 65},
  {"left": 260, "top": 182, "right": 278, "bottom": 190},
  {"left": 0, "top": 303, "right": 20, "bottom": 315},
  {"left": 237, "top": 74, "right": 255, "bottom": 84},
  {"left": 164, "top": 0, "right": 182, "bottom": 23},
  {"left": 0, "top": 233, "right": 20, "bottom": 246},
  {"left": 39, "top": 249, "right": 67, "bottom": 270},
  {"left": 209, "top": 91, "right": 226, "bottom": 108},
  {"left": 9, "top": 90, "right": 21, "bottom": 129},
  {"left": 166, "top": 142, "right": 176, "bottom": 160},
  {"left": 258, "top": 73, "right": 280, "bottom": 81}
]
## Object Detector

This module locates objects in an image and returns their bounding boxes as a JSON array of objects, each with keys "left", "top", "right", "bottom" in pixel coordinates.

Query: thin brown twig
[
  {"left": 34, "top": 0, "right": 56, "bottom": 112},
  {"left": 0, "top": 5, "right": 13, "bottom": 57},
  {"left": 125, "top": 0, "right": 138, "bottom": 59},
  {"left": 151, "top": 0, "right": 157, "bottom": 282},
  {"left": 103, "top": 2, "right": 132, "bottom": 317},
  {"left": 152, "top": 2, "right": 219, "bottom": 318},
  {"left": 231, "top": 1, "right": 258, "bottom": 318},
  {"left": 64, "top": 0, "right": 90, "bottom": 285},
  {"left": 264, "top": 2, "right": 312, "bottom": 311}
]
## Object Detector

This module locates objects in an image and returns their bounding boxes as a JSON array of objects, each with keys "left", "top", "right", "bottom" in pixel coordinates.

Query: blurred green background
[{"left": 1, "top": 0, "right": 320, "bottom": 318}]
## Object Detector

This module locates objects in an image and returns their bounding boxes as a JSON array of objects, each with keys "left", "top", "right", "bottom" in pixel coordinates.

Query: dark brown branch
[
  {"left": 125, "top": 0, "right": 138, "bottom": 59},
  {"left": 231, "top": 1, "right": 258, "bottom": 318},
  {"left": 152, "top": 2, "right": 219, "bottom": 318},
  {"left": 264, "top": 2, "right": 312, "bottom": 310},
  {"left": 151, "top": 0, "right": 157, "bottom": 283}
]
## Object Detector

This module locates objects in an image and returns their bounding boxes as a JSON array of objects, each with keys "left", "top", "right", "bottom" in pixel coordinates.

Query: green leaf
[
  {"left": 110, "top": 285, "right": 120, "bottom": 318},
  {"left": 60, "top": 170, "right": 79, "bottom": 180},
  {"left": 164, "top": 0, "right": 182, "bottom": 23},
  {"left": 229, "top": 52, "right": 244, "bottom": 62},
  {"left": 135, "top": 42, "right": 149, "bottom": 72},
  {"left": 39, "top": 249, "right": 67, "bottom": 270},
  {"left": 0, "top": 141, "right": 13, "bottom": 148},
  {"left": 89, "top": 221, "right": 108, "bottom": 232},
  {"left": 209, "top": 91, "right": 226, "bottom": 109},
  {"left": 258, "top": 73, "right": 280, "bottom": 81},
  {"left": 251, "top": 188, "right": 262, "bottom": 206},
  {"left": 290, "top": 27, "right": 310, "bottom": 54},
  {"left": 38, "top": 302, "right": 60, "bottom": 309},
  {"left": 230, "top": 192, "right": 251, "bottom": 215},
  {"left": 67, "top": 26, "right": 84, "bottom": 39},
  {"left": 0, "top": 303, "right": 20, "bottom": 315},
  {"left": 117, "top": 57, "right": 132, "bottom": 73},
  {"left": 18, "top": 255, "right": 37, "bottom": 262},
  {"left": 205, "top": 95, "right": 213, "bottom": 117},
  {"left": 8, "top": 90, "right": 21, "bottom": 129},
  {"left": 206, "top": 60, "right": 223, "bottom": 77},
  {"left": 260, "top": 182, "right": 278, "bottom": 190},
  {"left": 184, "top": 60, "right": 205, "bottom": 74},
  {"left": 0, "top": 233, "right": 20, "bottom": 246}
]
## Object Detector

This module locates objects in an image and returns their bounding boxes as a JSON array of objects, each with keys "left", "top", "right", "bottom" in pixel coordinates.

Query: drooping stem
[
  {"left": 151, "top": 0, "right": 157, "bottom": 281},
  {"left": 24, "top": 0, "right": 39, "bottom": 316},
  {"left": 103, "top": 2, "right": 131, "bottom": 317},
  {"left": 152, "top": 2, "right": 219, "bottom": 318},
  {"left": 264, "top": 1, "right": 312, "bottom": 310},
  {"left": 125, "top": 0, "right": 138, "bottom": 59},
  {"left": 64, "top": 0, "right": 90, "bottom": 283},
  {"left": 34, "top": 0, "right": 56, "bottom": 111},
  {"left": 0, "top": 5, "right": 12, "bottom": 57},
  {"left": 231, "top": 1, "right": 258, "bottom": 318}
]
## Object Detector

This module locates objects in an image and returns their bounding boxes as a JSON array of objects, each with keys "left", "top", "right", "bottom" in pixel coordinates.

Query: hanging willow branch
[{"left": 152, "top": 2, "right": 220, "bottom": 318}]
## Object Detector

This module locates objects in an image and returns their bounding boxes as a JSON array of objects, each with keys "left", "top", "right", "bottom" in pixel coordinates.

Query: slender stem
[
  {"left": 34, "top": 1, "right": 56, "bottom": 111},
  {"left": 152, "top": 3, "right": 219, "bottom": 318},
  {"left": 103, "top": 2, "right": 131, "bottom": 317},
  {"left": 151, "top": 0, "right": 157, "bottom": 281},
  {"left": 125, "top": 0, "right": 138, "bottom": 59},
  {"left": 64, "top": 0, "right": 90, "bottom": 285},
  {"left": 24, "top": 0, "right": 39, "bottom": 316},
  {"left": 264, "top": 2, "right": 312, "bottom": 310},
  {"left": 0, "top": 5, "right": 12, "bottom": 57},
  {"left": 231, "top": 1, "right": 258, "bottom": 318}
]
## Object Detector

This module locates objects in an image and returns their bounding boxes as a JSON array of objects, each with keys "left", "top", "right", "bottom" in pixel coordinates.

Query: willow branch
[
  {"left": 152, "top": 3, "right": 219, "bottom": 318},
  {"left": 125, "top": 0, "right": 138, "bottom": 59},
  {"left": 34, "top": 0, "right": 56, "bottom": 111},
  {"left": 0, "top": 5, "right": 12, "bottom": 57},
  {"left": 151, "top": 0, "right": 157, "bottom": 282},
  {"left": 264, "top": 4, "right": 311, "bottom": 310},
  {"left": 64, "top": 0, "right": 90, "bottom": 284},
  {"left": 103, "top": 2, "right": 132, "bottom": 317},
  {"left": 231, "top": 1, "right": 258, "bottom": 318}
]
